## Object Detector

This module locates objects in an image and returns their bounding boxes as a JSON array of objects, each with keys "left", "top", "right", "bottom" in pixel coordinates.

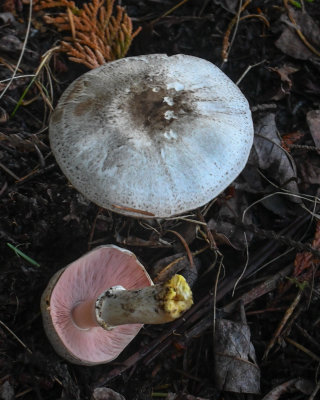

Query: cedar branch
[{"left": 34, "top": 0, "right": 141, "bottom": 68}]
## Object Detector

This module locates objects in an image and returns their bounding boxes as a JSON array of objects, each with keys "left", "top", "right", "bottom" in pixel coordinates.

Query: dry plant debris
[
  {"left": 34, "top": 0, "right": 141, "bottom": 69},
  {"left": 306, "top": 110, "right": 320, "bottom": 148},
  {"left": 214, "top": 317, "right": 260, "bottom": 393},
  {"left": 293, "top": 219, "right": 320, "bottom": 280},
  {"left": 276, "top": 2, "right": 320, "bottom": 60},
  {"left": 1, "top": 0, "right": 320, "bottom": 398},
  {"left": 263, "top": 221, "right": 320, "bottom": 359}
]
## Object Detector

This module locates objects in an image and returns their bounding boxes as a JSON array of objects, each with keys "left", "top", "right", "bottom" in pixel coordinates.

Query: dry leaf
[
  {"left": 0, "top": 381, "right": 14, "bottom": 400},
  {"left": 151, "top": 252, "right": 199, "bottom": 286},
  {"left": 0, "top": 34, "right": 23, "bottom": 54},
  {"left": 268, "top": 64, "right": 300, "bottom": 100},
  {"left": 281, "top": 131, "right": 304, "bottom": 152},
  {"left": 212, "top": 0, "right": 238, "bottom": 13},
  {"left": 214, "top": 318, "right": 260, "bottom": 393},
  {"left": 166, "top": 394, "right": 209, "bottom": 400},
  {"left": 306, "top": 109, "right": 320, "bottom": 148},
  {"left": 275, "top": 9, "right": 320, "bottom": 61},
  {"left": 249, "top": 113, "right": 299, "bottom": 199},
  {"left": 0, "top": 12, "right": 16, "bottom": 23},
  {"left": 261, "top": 378, "right": 314, "bottom": 400},
  {"left": 208, "top": 193, "right": 253, "bottom": 249},
  {"left": 91, "top": 388, "right": 126, "bottom": 400}
]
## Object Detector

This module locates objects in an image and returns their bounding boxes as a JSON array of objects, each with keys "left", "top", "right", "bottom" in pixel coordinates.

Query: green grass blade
[
  {"left": 10, "top": 75, "right": 37, "bottom": 118},
  {"left": 6, "top": 242, "right": 40, "bottom": 267}
]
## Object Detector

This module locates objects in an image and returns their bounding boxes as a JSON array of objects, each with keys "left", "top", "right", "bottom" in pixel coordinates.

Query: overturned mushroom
[
  {"left": 49, "top": 54, "right": 254, "bottom": 218},
  {"left": 41, "top": 245, "right": 193, "bottom": 365}
]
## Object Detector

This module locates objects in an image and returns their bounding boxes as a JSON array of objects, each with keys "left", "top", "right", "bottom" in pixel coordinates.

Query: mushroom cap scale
[
  {"left": 50, "top": 54, "right": 254, "bottom": 218},
  {"left": 41, "top": 245, "right": 153, "bottom": 366}
]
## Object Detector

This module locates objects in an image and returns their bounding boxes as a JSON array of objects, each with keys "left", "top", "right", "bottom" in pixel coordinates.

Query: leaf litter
[{"left": 1, "top": 0, "right": 320, "bottom": 399}]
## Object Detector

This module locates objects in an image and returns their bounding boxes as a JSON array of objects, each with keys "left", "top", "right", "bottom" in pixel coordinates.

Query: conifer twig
[{"left": 34, "top": 0, "right": 141, "bottom": 68}]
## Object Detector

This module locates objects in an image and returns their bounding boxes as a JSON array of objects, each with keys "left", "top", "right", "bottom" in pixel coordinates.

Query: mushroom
[
  {"left": 41, "top": 245, "right": 193, "bottom": 365},
  {"left": 49, "top": 54, "right": 254, "bottom": 218}
]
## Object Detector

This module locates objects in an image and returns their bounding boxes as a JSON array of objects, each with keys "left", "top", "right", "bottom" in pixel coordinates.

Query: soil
[{"left": 1, "top": 1, "right": 320, "bottom": 399}]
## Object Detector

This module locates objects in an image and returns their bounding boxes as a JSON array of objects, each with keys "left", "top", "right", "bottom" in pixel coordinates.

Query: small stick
[
  {"left": 236, "top": 60, "right": 266, "bottom": 85},
  {"left": 221, "top": 0, "right": 251, "bottom": 62},
  {"left": 0, "top": 320, "right": 32, "bottom": 354},
  {"left": 112, "top": 203, "right": 155, "bottom": 217},
  {"left": 223, "top": 264, "right": 293, "bottom": 314},
  {"left": 286, "top": 337, "right": 320, "bottom": 362},
  {"left": 263, "top": 289, "right": 303, "bottom": 359},
  {"left": 151, "top": 0, "right": 190, "bottom": 25}
]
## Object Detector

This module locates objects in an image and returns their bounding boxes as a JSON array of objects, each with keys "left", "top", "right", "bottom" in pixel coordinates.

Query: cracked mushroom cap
[
  {"left": 41, "top": 245, "right": 153, "bottom": 366},
  {"left": 49, "top": 54, "right": 254, "bottom": 218}
]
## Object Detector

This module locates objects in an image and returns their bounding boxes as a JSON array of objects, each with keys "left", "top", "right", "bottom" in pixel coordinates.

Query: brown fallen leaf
[
  {"left": 268, "top": 64, "right": 300, "bottom": 100},
  {"left": 214, "top": 317, "right": 260, "bottom": 393}
]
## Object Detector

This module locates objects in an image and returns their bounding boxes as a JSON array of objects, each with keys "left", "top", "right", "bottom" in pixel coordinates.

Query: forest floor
[{"left": 1, "top": 0, "right": 320, "bottom": 399}]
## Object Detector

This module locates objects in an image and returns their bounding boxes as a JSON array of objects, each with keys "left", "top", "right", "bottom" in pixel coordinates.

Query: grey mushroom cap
[{"left": 49, "top": 54, "right": 254, "bottom": 218}]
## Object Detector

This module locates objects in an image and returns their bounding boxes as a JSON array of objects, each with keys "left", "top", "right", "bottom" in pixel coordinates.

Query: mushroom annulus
[
  {"left": 49, "top": 54, "right": 254, "bottom": 218},
  {"left": 41, "top": 245, "right": 193, "bottom": 365}
]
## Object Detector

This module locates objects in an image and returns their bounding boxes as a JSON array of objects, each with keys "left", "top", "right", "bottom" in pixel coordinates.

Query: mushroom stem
[{"left": 71, "top": 275, "right": 193, "bottom": 330}]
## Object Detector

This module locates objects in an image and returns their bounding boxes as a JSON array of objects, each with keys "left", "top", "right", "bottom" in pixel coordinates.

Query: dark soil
[{"left": 1, "top": 1, "right": 320, "bottom": 399}]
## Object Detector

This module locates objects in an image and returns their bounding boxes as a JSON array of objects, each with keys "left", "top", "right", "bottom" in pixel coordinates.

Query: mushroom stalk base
[{"left": 95, "top": 274, "right": 193, "bottom": 330}]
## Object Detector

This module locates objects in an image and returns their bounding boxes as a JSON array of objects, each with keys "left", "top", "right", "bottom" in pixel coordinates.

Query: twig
[
  {"left": 16, "top": 163, "right": 55, "bottom": 185},
  {"left": 0, "top": 320, "right": 32, "bottom": 354},
  {"left": 223, "top": 264, "right": 293, "bottom": 314},
  {"left": 111, "top": 204, "right": 155, "bottom": 217},
  {"left": 263, "top": 289, "right": 303, "bottom": 359},
  {"left": 295, "top": 323, "right": 320, "bottom": 352},
  {"left": 221, "top": 0, "right": 250, "bottom": 62},
  {"left": 151, "top": 0, "right": 190, "bottom": 25},
  {"left": 286, "top": 337, "right": 320, "bottom": 362},
  {"left": 222, "top": 2, "right": 269, "bottom": 63},
  {"left": 219, "top": 215, "right": 320, "bottom": 258},
  {"left": 236, "top": 60, "right": 266, "bottom": 85}
]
